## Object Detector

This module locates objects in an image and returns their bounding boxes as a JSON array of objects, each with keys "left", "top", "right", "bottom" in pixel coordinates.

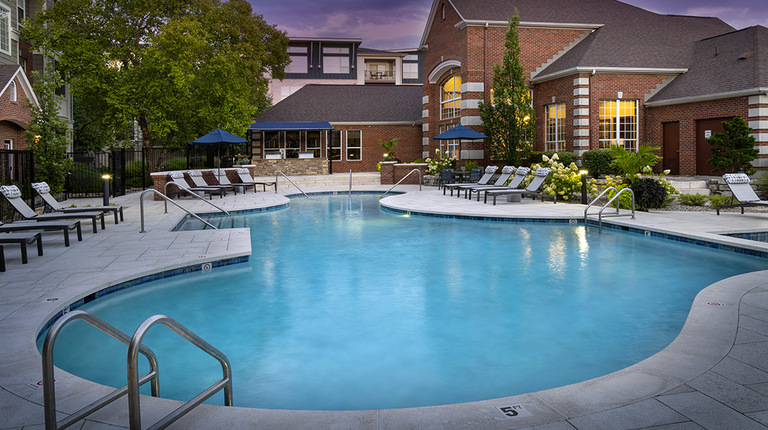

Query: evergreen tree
[
  {"left": 478, "top": 10, "right": 535, "bottom": 166},
  {"left": 707, "top": 116, "right": 759, "bottom": 174}
]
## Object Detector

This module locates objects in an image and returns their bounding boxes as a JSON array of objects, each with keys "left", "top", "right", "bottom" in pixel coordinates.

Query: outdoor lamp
[
  {"left": 579, "top": 170, "right": 588, "bottom": 205},
  {"left": 101, "top": 174, "right": 111, "bottom": 206}
]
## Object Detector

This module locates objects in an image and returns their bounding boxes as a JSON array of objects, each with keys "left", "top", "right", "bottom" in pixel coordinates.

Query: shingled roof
[
  {"left": 255, "top": 84, "right": 424, "bottom": 123},
  {"left": 425, "top": 0, "right": 734, "bottom": 80},
  {"left": 647, "top": 26, "right": 768, "bottom": 105}
]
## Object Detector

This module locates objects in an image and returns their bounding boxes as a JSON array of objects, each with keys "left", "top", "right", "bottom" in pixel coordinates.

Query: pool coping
[{"left": 3, "top": 187, "right": 768, "bottom": 429}]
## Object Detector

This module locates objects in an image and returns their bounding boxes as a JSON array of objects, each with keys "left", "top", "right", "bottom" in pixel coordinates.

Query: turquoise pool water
[{"left": 44, "top": 195, "right": 768, "bottom": 410}]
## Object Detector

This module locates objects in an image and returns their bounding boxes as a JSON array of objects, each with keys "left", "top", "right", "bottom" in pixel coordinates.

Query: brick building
[{"left": 419, "top": 0, "right": 768, "bottom": 174}]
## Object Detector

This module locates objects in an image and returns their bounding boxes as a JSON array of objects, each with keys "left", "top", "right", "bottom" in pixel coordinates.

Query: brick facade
[{"left": 0, "top": 74, "right": 34, "bottom": 150}]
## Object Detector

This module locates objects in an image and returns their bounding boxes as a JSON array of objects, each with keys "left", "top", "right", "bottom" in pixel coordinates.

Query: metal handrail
[
  {"left": 128, "top": 314, "right": 233, "bottom": 430},
  {"left": 43, "top": 310, "right": 159, "bottom": 430},
  {"left": 276, "top": 171, "right": 310, "bottom": 198},
  {"left": 349, "top": 169, "right": 352, "bottom": 196},
  {"left": 584, "top": 186, "right": 635, "bottom": 232},
  {"left": 381, "top": 168, "right": 422, "bottom": 197},
  {"left": 140, "top": 189, "right": 218, "bottom": 233},
  {"left": 163, "top": 182, "right": 230, "bottom": 217}
]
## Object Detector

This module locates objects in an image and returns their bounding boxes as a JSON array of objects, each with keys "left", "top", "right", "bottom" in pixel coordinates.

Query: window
[
  {"left": 306, "top": 131, "right": 321, "bottom": 158},
  {"left": 323, "top": 47, "right": 350, "bottom": 74},
  {"left": 328, "top": 130, "right": 341, "bottom": 160},
  {"left": 403, "top": 63, "right": 418, "bottom": 80},
  {"left": 323, "top": 47, "right": 349, "bottom": 54},
  {"left": 438, "top": 123, "right": 459, "bottom": 158},
  {"left": 440, "top": 73, "right": 461, "bottom": 119},
  {"left": 285, "top": 131, "right": 300, "bottom": 158},
  {"left": 280, "top": 85, "right": 303, "bottom": 100},
  {"left": 9, "top": 80, "right": 16, "bottom": 102},
  {"left": 599, "top": 100, "right": 638, "bottom": 150},
  {"left": 17, "top": 0, "right": 24, "bottom": 24},
  {"left": 286, "top": 46, "right": 308, "bottom": 74},
  {"left": 264, "top": 131, "right": 281, "bottom": 152},
  {"left": 0, "top": 4, "right": 10, "bottom": 55},
  {"left": 545, "top": 103, "right": 566, "bottom": 152},
  {"left": 346, "top": 130, "right": 361, "bottom": 161}
]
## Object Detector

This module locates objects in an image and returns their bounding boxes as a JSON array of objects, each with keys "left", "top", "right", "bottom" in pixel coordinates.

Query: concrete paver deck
[{"left": 1, "top": 179, "right": 767, "bottom": 429}]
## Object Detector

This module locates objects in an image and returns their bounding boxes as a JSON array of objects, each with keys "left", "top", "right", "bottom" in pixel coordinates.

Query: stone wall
[{"left": 252, "top": 158, "right": 328, "bottom": 177}]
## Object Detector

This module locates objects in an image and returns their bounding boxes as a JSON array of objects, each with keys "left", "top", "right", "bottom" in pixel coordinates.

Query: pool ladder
[
  {"left": 583, "top": 187, "right": 635, "bottom": 232},
  {"left": 42, "top": 310, "right": 233, "bottom": 430},
  {"left": 381, "top": 168, "right": 422, "bottom": 198}
]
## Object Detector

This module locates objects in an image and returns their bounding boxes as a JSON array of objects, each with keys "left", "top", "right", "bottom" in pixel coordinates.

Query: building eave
[
  {"left": 330, "top": 121, "right": 423, "bottom": 126},
  {"left": 645, "top": 87, "right": 768, "bottom": 107},
  {"left": 531, "top": 67, "right": 688, "bottom": 84},
  {"left": 457, "top": 20, "right": 603, "bottom": 31}
]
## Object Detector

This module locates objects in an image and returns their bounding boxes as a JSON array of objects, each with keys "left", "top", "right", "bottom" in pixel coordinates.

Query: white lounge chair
[
  {"left": 464, "top": 166, "right": 515, "bottom": 199},
  {"left": 443, "top": 166, "right": 498, "bottom": 196},
  {"left": 0, "top": 185, "right": 105, "bottom": 233},
  {"left": 32, "top": 182, "right": 124, "bottom": 224},
  {"left": 236, "top": 168, "right": 277, "bottom": 192},
  {"left": 474, "top": 167, "right": 530, "bottom": 201},
  {"left": 187, "top": 170, "right": 233, "bottom": 195},
  {"left": 717, "top": 173, "right": 768, "bottom": 215},
  {"left": 213, "top": 169, "right": 254, "bottom": 194},
  {"left": 166, "top": 172, "right": 223, "bottom": 199},
  {"left": 484, "top": 167, "right": 555, "bottom": 205}
]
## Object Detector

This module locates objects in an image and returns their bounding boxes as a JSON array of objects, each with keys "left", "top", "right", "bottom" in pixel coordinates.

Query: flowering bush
[
  {"left": 526, "top": 153, "right": 597, "bottom": 201},
  {"left": 425, "top": 149, "right": 457, "bottom": 175},
  {"left": 234, "top": 154, "right": 250, "bottom": 165},
  {"left": 603, "top": 166, "right": 678, "bottom": 209}
]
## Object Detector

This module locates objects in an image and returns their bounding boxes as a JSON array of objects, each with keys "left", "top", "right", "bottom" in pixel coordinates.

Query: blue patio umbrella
[
  {"left": 432, "top": 124, "right": 488, "bottom": 159},
  {"left": 189, "top": 128, "right": 248, "bottom": 167}
]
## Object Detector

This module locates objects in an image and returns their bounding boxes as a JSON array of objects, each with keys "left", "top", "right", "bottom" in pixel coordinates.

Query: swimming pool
[{"left": 43, "top": 194, "right": 768, "bottom": 411}]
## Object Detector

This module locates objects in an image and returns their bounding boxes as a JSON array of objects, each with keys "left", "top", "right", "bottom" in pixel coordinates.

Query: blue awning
[{"left": 249, "top": 122, "right": 334, "bottom": 130}]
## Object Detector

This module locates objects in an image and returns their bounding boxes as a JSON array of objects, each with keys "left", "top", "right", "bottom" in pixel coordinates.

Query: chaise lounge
[
  {"left": 187, "top": 170, "right": 234, "bottom": 196},
  {"left": 0, "top": 231, "right": 43, "bottom": 264},
  {"left": 237, "top": 168, "right": 277, "bottom": 192},
  {"left": 474, "top": 167, "right": 530, "bottom": 201},
  {"left": 717, "top": 173, "right": 768, "bottom": 215},
  {"left": 0, "top": 220, "right": 82, "bottom": 247},
  {"left": 463, "top": 166, "right": 515, "bottom": 199},
  {"left": 31, "top": 182, "right": 124, "bottom": 224},
  {"left": 484, "top": 167, "right": 555, "bottom": 205},
  {"left": 166, "top": 172, "right": 223, "bottom": 199},
  {"left": 443, "top": 166, "right": 498, "bottom": 196},
  {"left": 0, "top": 185, "right": 105, "bottom": 233}
]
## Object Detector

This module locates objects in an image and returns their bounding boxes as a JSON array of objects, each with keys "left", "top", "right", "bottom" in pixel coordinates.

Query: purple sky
[{"left": 246, "top": 0, "right": 768, "bottom": 49}]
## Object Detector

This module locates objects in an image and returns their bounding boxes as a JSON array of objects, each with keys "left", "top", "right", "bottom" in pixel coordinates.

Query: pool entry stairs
[
  {"left": 42, "top": 310, "right": 233, "bottom": 430},
  {"left": 584, "top": 187, "right": 636, "bottom": 232}
]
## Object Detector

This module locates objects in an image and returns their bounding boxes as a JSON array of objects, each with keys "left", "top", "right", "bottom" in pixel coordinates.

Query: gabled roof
[
  {"left": 254, "top": 84, "right": 424, "bottom": 124},
  {"left": 646, "top": 26, "right": 768, "bottom": 106},
  {"left": 0, "top": 65, "right": 38, "bottom": 108}
]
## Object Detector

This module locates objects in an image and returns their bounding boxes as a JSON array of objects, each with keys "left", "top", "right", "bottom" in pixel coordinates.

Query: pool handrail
[
  {"left": 127, "top": 314, "right": 233, "bottom": 430},
  {"left": 276, "top": 171, "right": 310, "bottom": 199},
  {"left": 162, "top": 182, "right": 230, "bottom": 217},
  {"left": 42, "top": 310, "right": 160, "bottom": 430},
  {"left": 381, "top": 168, "right": 422, "bottom": 198},
  {"left": 584, "top": 186, "right": 635, "bottom": 232},
  {"left": 140, "top": 189, "right": 218, "bottom": 233}
]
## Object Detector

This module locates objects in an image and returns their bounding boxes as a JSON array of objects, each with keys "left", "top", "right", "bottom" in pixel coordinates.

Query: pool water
[{"left": 44, "top": 195, "right": 768, "bottom": 410}]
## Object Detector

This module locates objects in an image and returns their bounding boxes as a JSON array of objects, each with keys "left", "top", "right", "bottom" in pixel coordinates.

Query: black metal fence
[{"left": 0, "top": 149, "right": 35, "bottom": 223}]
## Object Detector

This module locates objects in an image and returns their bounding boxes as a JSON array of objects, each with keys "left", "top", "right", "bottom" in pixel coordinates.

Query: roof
[
  {"left": 646, "top": 26, "right": 768, "bottom": 105},
  {"left": 250, "top": 122, "right": 334, "bottom": 130},
  {"left": 0, "top": 65, "right": 38, "bottom": 108},
  {"left": 421, "top": 0, "right": 734, "bottom": 79},
  {"left": 253, "top": 84, "right": 424, "bottom": 124}
]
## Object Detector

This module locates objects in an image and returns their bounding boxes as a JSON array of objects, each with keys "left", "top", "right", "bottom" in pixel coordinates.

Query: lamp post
[
  {"left": 579, "top": 170, "right": 588, "bottom": 205},
  {"left": 101, "top": 174, "right": 111, "bottom": 206}
]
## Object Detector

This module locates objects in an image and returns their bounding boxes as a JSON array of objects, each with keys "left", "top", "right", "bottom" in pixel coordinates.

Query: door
[
  {"left": 662, "top": 122, "right": 679, "bottom": 175},
  {"left": 696, "top": 117, "right": 732, "bottom": 175}
]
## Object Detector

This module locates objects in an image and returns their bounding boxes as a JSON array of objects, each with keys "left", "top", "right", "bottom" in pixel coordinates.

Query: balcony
[{"left": 365, "top": 69, "right": 395, "bottom": 83}]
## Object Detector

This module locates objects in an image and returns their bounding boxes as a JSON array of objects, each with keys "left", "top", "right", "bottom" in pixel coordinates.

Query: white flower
[
  {"left": 551, "top": 153, "right": 559, "bottom": 160},
  {"left": 542, "top": 155, "right": 550, "bottom": 162}
]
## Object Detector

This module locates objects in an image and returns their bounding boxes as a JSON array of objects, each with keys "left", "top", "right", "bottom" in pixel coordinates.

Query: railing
[
  {"left": 276, "top": 171, "right": 310, "bottom": 198},
  {"left": 127, "top": 314, "right": 233, "bottom": 430},
  {"left": 140, "top": 189, "right": 218, "bottom": 233},
  {"left": 349, "top": 169, "right": 352, "bottom": 196},
  {"left": 366, "top": 70, "right": 395, "bottom": 82},
  {"left": 583, "top": 187, "right": 635, "bottom": 232},
  {"left": 381, "top": 168, "right": 422, "bottom": 198},
  {"left": 43, "top": 311, "right": 160, "bottom": 430}
]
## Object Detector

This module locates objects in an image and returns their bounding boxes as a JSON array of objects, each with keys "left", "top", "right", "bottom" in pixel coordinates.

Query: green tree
[
  {"left": 707, "top": 116, "right": 759, "bottom": 174},
  {"left": 26, "top": 70, "right": 72, "bottom": 195},
  {"left": 478, "top": 10, "right": 535, "bottom": 166},
  {"left": 23, "top": 0, "right": 289, "bottom": 165}
]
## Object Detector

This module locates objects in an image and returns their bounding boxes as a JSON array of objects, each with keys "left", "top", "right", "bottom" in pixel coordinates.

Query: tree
[
  {"left": 23, "top": 0, "right": 289, "bottom": 165},
  {"left": 478, "top": 11, "right": 535, "bottom": 166},
  {"left": 26, "top": 70, "right": 72, "bottom": 195},
  {"left": 707, "top": 116, "right": 759, "bottom": 175}
]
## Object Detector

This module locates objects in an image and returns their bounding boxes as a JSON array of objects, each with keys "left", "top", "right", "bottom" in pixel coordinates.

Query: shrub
[
  {"left": 533, "top": 151, "right": 579, "bottom": 167},
  {"left": 463, "top": 160, "right": 479, "bottom": 171},
  {"left": 411, "top": 158, "right": 425, "bottom": 164},
  {"left": 678, "top": 193, "right": 707, "bottom": 206},
  {"left": 68, "top": 162, "right": 103, "bottom": 194},
  {"left": 162, "top": 157, "right": 187, "bottom": 171},
  {"left": 608, "top": 144, "right": 661, "bottom": 182},
  {"left": 424, "top": 150, "right": 456, "bottom": 175},
  {"left": 582, "top": 149, "right": 613, "bottom": 177},
  {"left": 630, "top": 177, "right": 668, "bottom": 210},
  {"left": 707, "top": 116, "right": 759, "bottom": 175},
  {"left": 707, "top": 194, "right": 732, "bottom": 209},
  {"left": 528, "top": 153, "right": 597, "bottom": 201},
  {"left": 125, "top": 159, "right": 150, "bottom": 189}
]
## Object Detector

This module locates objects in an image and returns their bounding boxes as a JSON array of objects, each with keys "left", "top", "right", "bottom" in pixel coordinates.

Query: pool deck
[{"left": 2, "top": 181, "right": 768, "bottom": 429}]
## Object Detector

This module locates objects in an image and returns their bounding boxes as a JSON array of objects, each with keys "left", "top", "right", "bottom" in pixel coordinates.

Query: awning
[{"left": 249, "top": 122, "right": 334, "bottom": 130}]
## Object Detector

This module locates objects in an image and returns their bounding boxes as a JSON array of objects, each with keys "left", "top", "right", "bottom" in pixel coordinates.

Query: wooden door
[
  {"left": 662, "top": 122, "right": 679, "bottom": 175},
  {"left": 696, "top": 117, "right": 731, "bottom": 175}
]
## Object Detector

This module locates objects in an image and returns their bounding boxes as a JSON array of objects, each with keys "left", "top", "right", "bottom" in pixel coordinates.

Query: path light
[
  {"left": 101, "top": 174, "right": 111, "bottom": 206},
  {"left": 579, "top": 170, "right": 588, "bottom": 205}
]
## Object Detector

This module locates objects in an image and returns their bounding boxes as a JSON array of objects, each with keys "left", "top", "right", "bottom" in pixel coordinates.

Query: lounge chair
[
  {"left": 0, "top": 220, "right": 82, "bottom": 246},
  {"left": 437, "top": 169, "right": 455, "bottom": 189},
  {"left": 236, "top": 168, "right": 277, "bottom": 192},
  {"left": 31, "top": 182, "right": 124, "bottom": 224},
  {"left": 484, "top": 167, "right": 555, "bottom": 205},
  {"left": 474, "top": 167, "right": 530, "bottom": 201},
  {"left": 166, "top": 172, "right": 223, "bottom": 199},
  {"left": 0, "top": 185, "right": 104, "bottom": 233},
  {"left": 187, "top": 170, "right": 233, "bottom": 196},
  {"left": 443, "top": 166, "right": 498, "bottom": 196},
  {"left": 463, "top": 166, "right": 515, "bottom": 199},
  {"left": 213, "top": 169, "right": 253, "bottom": 194},
  {"left": 0, "top": 231, "right": 43, "bottom": 264},
  {"left": 717, "top": 173, "right": 768, "bottom": 215}
]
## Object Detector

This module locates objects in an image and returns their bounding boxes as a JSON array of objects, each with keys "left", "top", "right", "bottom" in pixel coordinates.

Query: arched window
[
  {"left": 9, "top": 81, "right": 16, "bottom": 102},
  {"left": 440, "top": 73, "right": 461, "bottom": 120}
]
